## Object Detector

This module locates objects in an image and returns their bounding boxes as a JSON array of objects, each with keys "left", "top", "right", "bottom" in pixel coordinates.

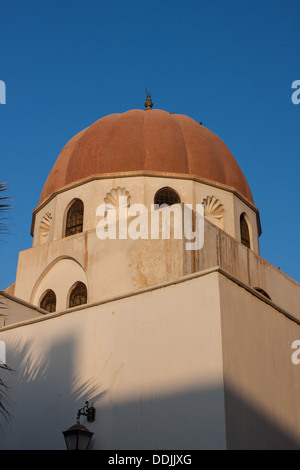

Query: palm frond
[
  {"left": 0, "top": 182, "right": 12, "bottom": 235},
  {"left": 0, "top": 183, "right": 13, "bottom": 421}
]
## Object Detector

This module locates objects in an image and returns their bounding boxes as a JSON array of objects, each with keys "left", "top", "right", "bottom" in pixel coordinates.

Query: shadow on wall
[
  {"left": 0, "top": 333, "right": 105, "bottom": 450},
  {"left": 94, "top": 384, "right": 227, "bottom": 450},
  {"left": 223, "top": 385, "right": 300, "bottom": 450},
  {"left": 0, "top": 333, "right": 299, "bottom": 450},
  {"left": 94, "top": 384, "right": 300, "bottom": 450}
]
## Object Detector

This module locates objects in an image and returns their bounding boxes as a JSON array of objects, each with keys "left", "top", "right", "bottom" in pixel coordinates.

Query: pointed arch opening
[
  {"left": 65, "top": 199, "right": 84, "bottom": 237},
  {"left": 40, "top": 289, "right": 56, "bottom": 313},
  {"left": 154, "top": 187, "right": 181, "bottom": 207},
  {"left": 68, "top": 281, "right": 87, "bottom": 308}
]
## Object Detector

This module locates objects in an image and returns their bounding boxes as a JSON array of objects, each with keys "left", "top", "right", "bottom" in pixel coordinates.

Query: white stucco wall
[{"left": 0, "top": 272, "right": 226, "bottom": 450}]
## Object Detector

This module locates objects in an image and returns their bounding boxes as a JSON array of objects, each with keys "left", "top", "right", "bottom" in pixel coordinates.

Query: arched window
[
  {"left": 154, "top": 187, "right": 180, "bottom": 207},
  {"left": 240, "top": 213, "right": 250, "bottom": 248},
  {"left": 40, "top": 289, "right": 56, "bottom": 313},
  {"left": 65, "top": 199, "right": 84, "bottom": 237},
  {"left": 69, "top": 282, "right": 87, "bottom": 308}
]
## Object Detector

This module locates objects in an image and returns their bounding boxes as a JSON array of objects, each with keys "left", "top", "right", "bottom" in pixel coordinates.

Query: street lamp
[{"left": 62, "top": 401, "right": 96, "bottom": 450}]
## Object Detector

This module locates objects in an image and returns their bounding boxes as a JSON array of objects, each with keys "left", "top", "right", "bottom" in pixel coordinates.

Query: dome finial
[{"left": 144, "top": 89, "right": 153, "bottom": 110}]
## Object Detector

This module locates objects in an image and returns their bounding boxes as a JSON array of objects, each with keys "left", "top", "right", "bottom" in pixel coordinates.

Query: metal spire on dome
[{"left": 144, "top": 89, "right": 153, "bottom": 110}]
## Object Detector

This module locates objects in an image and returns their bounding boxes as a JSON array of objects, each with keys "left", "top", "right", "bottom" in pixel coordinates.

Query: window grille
[
  {"left": 69, "top": 282, "right": 87, "bottom": 308},
  {"left": 65, "top": 200, "right": 84, "bottom": 237},
  {"left": 154, "top": 187, "right": 180, "bottom": 207},
  {"left": 40, "top": 289, "right": 56, "bottom": 313}
]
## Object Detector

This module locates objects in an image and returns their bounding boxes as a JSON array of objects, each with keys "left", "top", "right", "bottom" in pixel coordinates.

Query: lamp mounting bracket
[{"left": 77, "top": 401, "right": 96, "bottom": 423}]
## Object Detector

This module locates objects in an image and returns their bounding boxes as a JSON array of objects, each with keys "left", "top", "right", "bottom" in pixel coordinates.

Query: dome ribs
[{"left": 39, "top": 109, "right": 254, "bottom": 206}]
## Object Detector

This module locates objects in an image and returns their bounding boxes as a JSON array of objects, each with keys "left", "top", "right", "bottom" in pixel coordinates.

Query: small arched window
[
  {"left": 65, "top": 199, "right": 84, "bottom": 237},
  {"left": 154, "top": 187, "right": 180, "bottom": 207},
  {"left": 240, "top": 213, "right": 250, "bottom": 248},
  {"left": 40, "top": 289, "right": 56, "bottom": 313},
  {"left": 69, "top": 282, "right": 87, "bottom": 308}
]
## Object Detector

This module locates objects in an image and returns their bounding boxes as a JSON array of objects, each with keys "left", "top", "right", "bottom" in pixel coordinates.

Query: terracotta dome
[{"left": 39, "top": 109, "right": 254, "bottom": 205}]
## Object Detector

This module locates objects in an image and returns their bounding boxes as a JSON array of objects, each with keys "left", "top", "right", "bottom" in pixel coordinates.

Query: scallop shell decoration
[
  {"left": 202, "top": 196, "right": 224, "bottom": 219},
  {"left": 39, "top": 212, "right": 52, "bottom": 245},
  {"left": 104, "top": 187, "right": 131, "bottom": 209}
]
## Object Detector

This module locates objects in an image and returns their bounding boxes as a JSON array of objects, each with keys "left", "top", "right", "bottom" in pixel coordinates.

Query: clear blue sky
[{"left": 0, "top": 0, "right": 299, "bottom": 289}]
